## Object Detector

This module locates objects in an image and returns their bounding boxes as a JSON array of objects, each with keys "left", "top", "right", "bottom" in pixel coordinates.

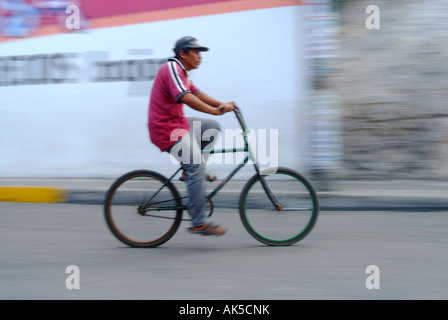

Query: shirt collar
[{"left": 168, "top": 57, "right": 186, "bottom": 71}]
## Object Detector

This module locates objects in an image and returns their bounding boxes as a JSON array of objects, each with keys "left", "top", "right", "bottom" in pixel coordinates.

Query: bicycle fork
[
  {"left": 254, "top": 164, "right": 283, "bottom": 211},
  {"left": 234, "top": 106, "right": 283, "bottom": 211}
]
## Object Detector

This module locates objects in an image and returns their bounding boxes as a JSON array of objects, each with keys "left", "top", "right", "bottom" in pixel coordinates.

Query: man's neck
[{"left": 169, "top": 57, "right": 190, "bottom": 71}]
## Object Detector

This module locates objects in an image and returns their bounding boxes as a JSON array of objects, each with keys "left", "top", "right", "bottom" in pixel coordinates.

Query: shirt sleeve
[{"left": 166, "top": 61, "right": 193, "bottom": 103}]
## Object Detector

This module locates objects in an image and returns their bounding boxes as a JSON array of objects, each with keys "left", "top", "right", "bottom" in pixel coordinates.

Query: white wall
[{"left": 0, "top": 6, "right": 309, "bottom": 179}]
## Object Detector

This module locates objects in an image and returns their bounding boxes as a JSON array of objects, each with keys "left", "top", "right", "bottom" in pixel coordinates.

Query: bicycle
[{"left": 104, "top": 106, "right": 319, "bottom": 247}]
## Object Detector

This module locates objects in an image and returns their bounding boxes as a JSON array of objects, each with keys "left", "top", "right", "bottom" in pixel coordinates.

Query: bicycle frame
[{"left": 145, "top": 106, "right": 282, "bottom": 211}]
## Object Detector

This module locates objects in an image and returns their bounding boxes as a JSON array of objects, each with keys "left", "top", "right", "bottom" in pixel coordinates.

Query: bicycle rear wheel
[
  {"left": 104, "top": 170, "right": 183, "bottom": 248},
  {"left": 239, "top": 167, "right": 319, "bottom": 246}
]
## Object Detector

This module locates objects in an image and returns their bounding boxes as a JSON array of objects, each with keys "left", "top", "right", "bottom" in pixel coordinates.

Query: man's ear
[{"left": 178, "top": 50, "right": 187, "bottom": 59}]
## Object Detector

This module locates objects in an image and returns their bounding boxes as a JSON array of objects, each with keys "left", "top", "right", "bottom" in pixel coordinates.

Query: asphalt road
[{"left": 1, "top": 202, "right": 447, "bottom": 300}]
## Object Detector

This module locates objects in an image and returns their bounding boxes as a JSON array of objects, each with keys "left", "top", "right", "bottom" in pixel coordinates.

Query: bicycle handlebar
[
  {"left": 218, "top": 105, "right": 240, "bottom": 113},
  {"left": 233, "top": 106, "right": 247, "bottom": 131},
  {"left": 218, "top": 105, "right": 245, "bottom": 130}
]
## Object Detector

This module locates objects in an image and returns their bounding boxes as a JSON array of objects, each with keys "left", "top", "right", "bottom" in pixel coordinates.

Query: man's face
[{"left": 179, "top": 49, "right": 202, "bottom": 71}]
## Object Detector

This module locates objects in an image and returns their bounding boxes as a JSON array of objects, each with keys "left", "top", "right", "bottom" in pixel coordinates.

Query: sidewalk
[{"left": 0, "top": 177, "right": 447, "bottom": 211}]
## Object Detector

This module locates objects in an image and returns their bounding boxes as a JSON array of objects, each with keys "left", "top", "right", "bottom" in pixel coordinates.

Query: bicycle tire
[
  {"left": 239, "top": 167, "right": 319, "bottom": 246},
  {"left": 104, "top": 170, "right": 183, "bottom": 248}
]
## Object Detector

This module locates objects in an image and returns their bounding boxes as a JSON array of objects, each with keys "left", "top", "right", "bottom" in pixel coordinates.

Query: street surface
[{"left": 1, "top": 202, "right": 447, "bottom": 300}]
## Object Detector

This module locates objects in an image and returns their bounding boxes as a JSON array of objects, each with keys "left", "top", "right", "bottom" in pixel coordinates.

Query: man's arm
[
  {"left": 196, "top": 91, "right": 221, "bottom": 108},
  {"left": 180, "top": 92, "right": 235, "bottom": 115}
]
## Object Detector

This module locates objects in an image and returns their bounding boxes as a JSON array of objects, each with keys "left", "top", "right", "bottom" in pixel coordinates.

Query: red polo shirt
[{"left": 148, "top": 58, "right": 199, "bottom": 152}]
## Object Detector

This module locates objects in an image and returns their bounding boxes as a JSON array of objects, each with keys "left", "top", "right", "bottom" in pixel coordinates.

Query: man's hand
[{"left": 216, "top": 102, "right": 236, "bottom": 115}]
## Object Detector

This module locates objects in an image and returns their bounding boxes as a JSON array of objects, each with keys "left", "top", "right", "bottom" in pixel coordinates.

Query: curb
[
  {"left": 0, "top": 186, "right": 67, "bottom": 203},
  {"left": 67, "top": 190, "right": 448, "bottom": 211},
  {"left": 1, "top": 186, "right": 448, "bottom": 212}
]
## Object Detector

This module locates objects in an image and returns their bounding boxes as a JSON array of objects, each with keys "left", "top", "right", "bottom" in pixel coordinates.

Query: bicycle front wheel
[
  {"left": 104, "top": 170, "right": 183, "bottom": 248},
  {"left": 239, "top": 167, "right": 319, "bottom": 246}
]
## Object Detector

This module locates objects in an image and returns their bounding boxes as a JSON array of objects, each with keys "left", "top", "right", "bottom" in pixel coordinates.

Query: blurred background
[
  {"left": 1, "top": 0, "right": 447, "bottom": 185},
  {"left": 328, "top": 0, "right": 448, "bottom": 182}
]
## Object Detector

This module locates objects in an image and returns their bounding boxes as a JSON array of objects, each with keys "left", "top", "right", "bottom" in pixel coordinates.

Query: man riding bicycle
[{"left": 147, "top": 36, "right": 235, "bottom": 236}]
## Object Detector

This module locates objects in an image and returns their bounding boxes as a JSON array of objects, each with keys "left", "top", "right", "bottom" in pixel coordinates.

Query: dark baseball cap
[{"left": 173, "top": 36, "right": 209, "bottom": 55}]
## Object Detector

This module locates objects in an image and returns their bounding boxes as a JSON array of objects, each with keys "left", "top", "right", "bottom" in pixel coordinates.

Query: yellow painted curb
[{"left": 0, "top": 187, "right": 67, "bottom": 203}]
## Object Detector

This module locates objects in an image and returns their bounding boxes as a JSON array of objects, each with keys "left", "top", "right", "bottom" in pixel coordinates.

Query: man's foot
[{"left": 188, "top": 222, "right": 227, "bottom": 236}]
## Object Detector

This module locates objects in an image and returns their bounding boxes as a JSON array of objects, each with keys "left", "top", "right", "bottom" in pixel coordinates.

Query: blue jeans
[{"left": 166, "top": 117, "right": 221, "bottom": 226}]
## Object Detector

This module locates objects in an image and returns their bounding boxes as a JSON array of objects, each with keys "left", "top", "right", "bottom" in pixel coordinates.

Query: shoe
[
  {"left": 188, "top": 222, "right": 227, "bottom": 236},
  {"left": 179, "top": 172, "right": 217, "bottom": 182}
]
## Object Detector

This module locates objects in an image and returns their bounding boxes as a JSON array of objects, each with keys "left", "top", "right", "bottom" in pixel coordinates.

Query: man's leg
[
  {"left": 185, "top": 118, "right": 227, "bottom": 235},
  {"left": 188, "top": 117, "right": 221, "bottom": 160},
  {"left": 166, "top": 133, "right": 207, "bottom": 227},
  {"left": 182, "top": 160, "right": 208, "bottom": 227},
  {"left": 167, "top": 118, "right": 226, "bottom": 234}
]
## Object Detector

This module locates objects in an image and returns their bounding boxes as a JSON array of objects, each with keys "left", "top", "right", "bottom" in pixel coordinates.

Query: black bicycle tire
[
  {"left": 239, "top": 167, "right": 319, "bottom": 246},
  {"left": 104, "top": 170, "right": 183, "bottom": 248}
]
